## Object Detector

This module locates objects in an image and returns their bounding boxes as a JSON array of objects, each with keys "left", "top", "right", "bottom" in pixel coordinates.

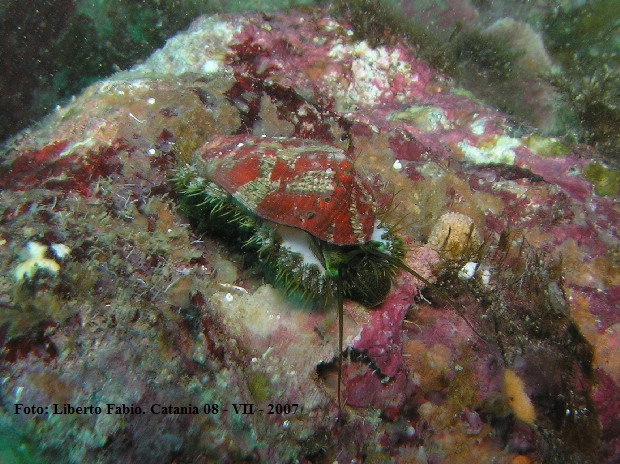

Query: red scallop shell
[{"left": 193, "top": 135, "right": 376, "bottom": 246}]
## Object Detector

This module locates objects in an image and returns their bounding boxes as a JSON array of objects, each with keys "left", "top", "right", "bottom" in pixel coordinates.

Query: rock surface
[{"left": 1, "top": 11, "right": 617, "bottom": 464}]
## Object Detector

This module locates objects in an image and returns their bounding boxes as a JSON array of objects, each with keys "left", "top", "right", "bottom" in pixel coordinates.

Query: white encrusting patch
[
  {"left": 370, "top": 221, "right": 391, "bottom": 253},
  {"left": 14, "top": 241, "right": 63, "bottom": 281},
  {"left": 277, "top": 225, "right": 325, "bottom": 270},
  {"left": 50, "top": 243, "right": 71, "bottom": 259},
  {"left": 458, "top": 135, "right": 520, "bottom": 165},
  {"left": 458, "top": 261, "right": 478, "bottom": 280}
]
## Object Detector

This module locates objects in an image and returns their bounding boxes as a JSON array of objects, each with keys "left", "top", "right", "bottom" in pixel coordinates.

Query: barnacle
[{"left": 426, "top": 212, "right": 482, "bottom": 261}]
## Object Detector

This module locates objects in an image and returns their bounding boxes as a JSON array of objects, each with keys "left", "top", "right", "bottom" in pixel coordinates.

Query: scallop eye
[
  {"left": 323, "top": 197, "right": 331, "bottom": 203},
  {"left": 305, "top": 211, "right": 316, "bottom": 220}
]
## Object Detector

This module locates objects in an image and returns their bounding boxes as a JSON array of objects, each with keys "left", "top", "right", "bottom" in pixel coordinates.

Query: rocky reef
[{"left": 0, "top": 10, "right": 618, "bottom": 464}]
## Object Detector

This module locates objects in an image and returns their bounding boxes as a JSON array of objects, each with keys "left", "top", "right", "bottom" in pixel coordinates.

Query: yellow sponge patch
[{"left": 503, "top": 368, "right": 536, "bottom": 425}]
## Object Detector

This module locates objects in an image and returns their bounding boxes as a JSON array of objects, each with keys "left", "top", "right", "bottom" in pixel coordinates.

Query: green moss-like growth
[
  {"left": 583, "top": 162, "right": 620, "bottom": 197},
  {"left": 547, "top": 64, "right": 620, "bottom": 165},
  {"left": 333, "top": 0, "right": 425, "bottom": 46},
  {"left": 248, "top": 373, "right": 272, "bottom": 403},
  {"left": 452, "top": 30, "right": 521, "bottom": 83},
  {"left": 544, "top": 0, "right": 620, "bottom": 70},
  {"left": 523, "top": 134, "right": 572, "bottom": 159},
  {"left": 543, "top": 0, "right": 620, "bottom": 165}
]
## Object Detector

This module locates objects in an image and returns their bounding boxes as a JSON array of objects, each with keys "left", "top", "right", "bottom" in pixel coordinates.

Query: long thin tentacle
[{"left": 336, "top": 271, "right": 344, "bottom": 410}]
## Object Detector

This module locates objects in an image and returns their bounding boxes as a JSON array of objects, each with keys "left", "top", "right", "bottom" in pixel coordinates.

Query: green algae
[
  {"left": 544, "top": 0, "right": 620, "bottom": 69},
  {"left": 544, "top": 0, "right": 620, "bottom": 165},
  {"left": 248, "top": 373, "right": 272, "bottom": 404},
  {"left": 583, "top": 162, "right": 620, "bottom": 197},
  {"left": 452, "top": 30, "right": 522, "bottom": 83},
  {"left": 524, "top": 134, "right": 572, "bottom": 159}
]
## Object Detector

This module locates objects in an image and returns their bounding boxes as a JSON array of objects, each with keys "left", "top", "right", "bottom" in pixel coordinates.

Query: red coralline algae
[
  {"left": 1, "top": 140, "right": 68, "bottom": 187},
  {"left": 343, "top": 282, "right": 417, "bottom": 410},
  {"left": 594, "top": 370, "right": 620, "bottom": 453},
  {"left": 0, "top": 140, "right": 125, "bottom": 195}
]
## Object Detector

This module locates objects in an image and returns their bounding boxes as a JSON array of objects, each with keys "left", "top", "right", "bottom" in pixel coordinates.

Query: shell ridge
[{"left": 193, "top": 135, "right": 377, "bottom": 245}]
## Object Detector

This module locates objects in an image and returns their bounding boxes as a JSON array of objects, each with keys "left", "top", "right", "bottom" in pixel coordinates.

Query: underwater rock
[{"left": 0, "top": 10, "right": 617, "bottom": 464}]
